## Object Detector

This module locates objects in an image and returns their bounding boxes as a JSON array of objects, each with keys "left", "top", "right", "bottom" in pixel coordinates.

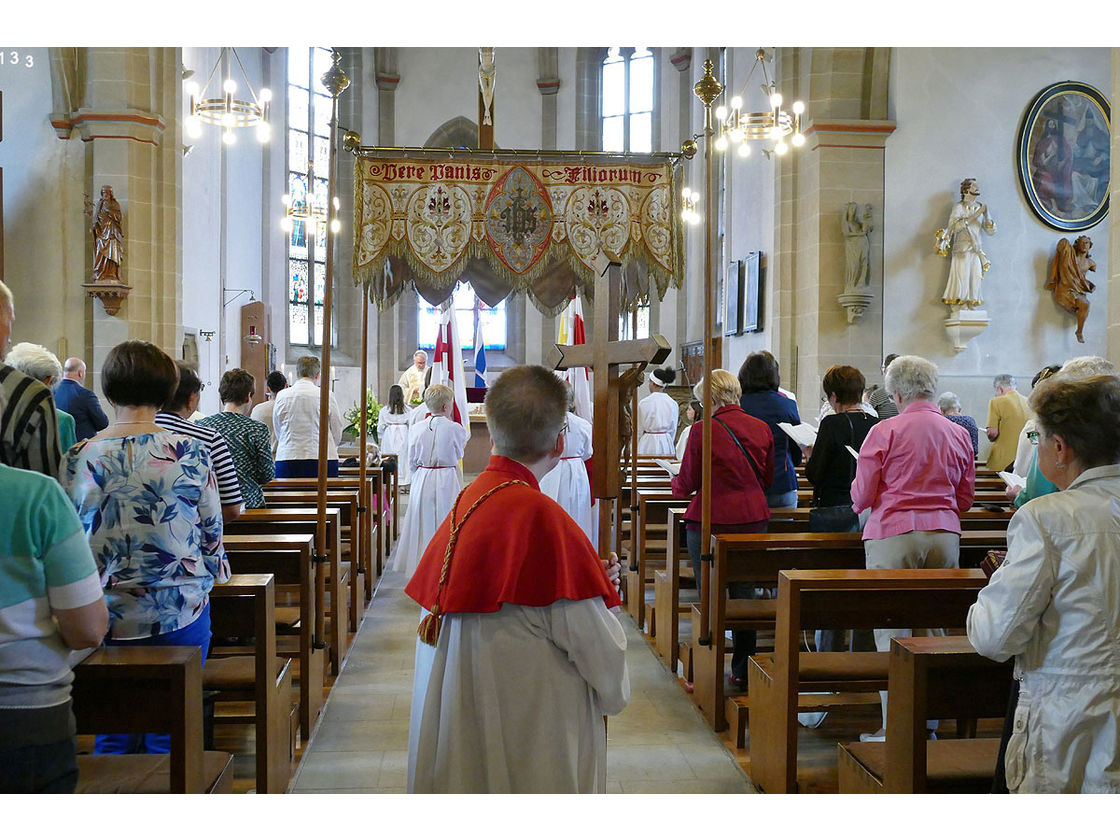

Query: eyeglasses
[{"left": 1026, "top": 429, "right": 1039, "bottom": 445}]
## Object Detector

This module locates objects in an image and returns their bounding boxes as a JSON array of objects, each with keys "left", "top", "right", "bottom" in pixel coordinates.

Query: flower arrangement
[{"left": 344, "top": 388, "right": 382, "bottom": 443}]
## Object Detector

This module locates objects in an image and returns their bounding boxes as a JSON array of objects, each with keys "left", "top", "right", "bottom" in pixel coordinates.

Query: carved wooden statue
[
  {"left": 91, "top": 185, "right": 124, "bottom": 284},
  {"left": 1046, "top": 235, "right": 1096, "bottom": 343},
  {"left": 617, "top": 366, "right": 645, "bottom": 458}
]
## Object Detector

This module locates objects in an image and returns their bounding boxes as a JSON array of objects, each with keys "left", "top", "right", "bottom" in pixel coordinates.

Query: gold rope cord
[{"left": 417, "top": 479, "right": 529, "bottom": 646}]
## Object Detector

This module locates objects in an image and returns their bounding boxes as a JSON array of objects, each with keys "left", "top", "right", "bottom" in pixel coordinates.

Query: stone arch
[{"left": 424, "top": 116, "right": 479, "bottom": 149}]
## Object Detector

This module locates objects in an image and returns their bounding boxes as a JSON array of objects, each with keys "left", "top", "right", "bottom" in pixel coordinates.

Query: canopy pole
[
  {"left": 316, "top": 53, "right": 351, "bottom": 605},
  {"left": 629, "top": 306, "right": 639, "bottom": 572},
  {"left": 694, "top": 60, "right": 722, "bottom": 647}
]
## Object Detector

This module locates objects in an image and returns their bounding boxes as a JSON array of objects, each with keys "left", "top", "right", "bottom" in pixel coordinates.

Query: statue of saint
[
  {"left": 479, "top": 47, "right": 496, "bottom": 127},
  {"left": 1046, "top": 235, "right": 1096, "bottom": 343},
  {"left": 841, "top": 202, "right": 873, "bottom": 290},
  {"left": 91, "top": 185, "right": 124, "bottom": 284},
  {"left": 935, "top": 178, "right": 995, "bottom": 311}
]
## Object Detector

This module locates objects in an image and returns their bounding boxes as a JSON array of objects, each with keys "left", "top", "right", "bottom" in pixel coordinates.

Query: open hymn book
[
  {"left": 998, "top": 471, "right": 1026, "bottom": 489},
  {"left": 777, "top": 422, "right": 818, "bottom": 449},
  {"left": 654, "top": 459, "right": 680, "bottom": 477}
]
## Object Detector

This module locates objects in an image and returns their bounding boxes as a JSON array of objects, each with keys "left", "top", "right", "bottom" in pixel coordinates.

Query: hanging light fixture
[
  {"left": 680, "top": 187, "right": 701, "bottom": 225},
  {"left": 184, "top": 47, "right": 271, "bottom": 144},
  {"left": 713, "top": 48, "right": 805, "bottom": 159},
  {"left": 280, "top": 160, "right": 341, "bottom": 236}
]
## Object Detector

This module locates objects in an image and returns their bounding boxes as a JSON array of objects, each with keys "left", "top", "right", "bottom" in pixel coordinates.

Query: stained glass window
[
  {"left": 417, "top": 283, "right": 507, "bottom": 353},
  {"left": 618, "top": 305, "right": 650, "bottom": 341},
  {"left": 287, "top": 46, "right": 335, "bottom": 348},
  {"left": 601, "top": 47, "right": 654, "bottom": 153}
]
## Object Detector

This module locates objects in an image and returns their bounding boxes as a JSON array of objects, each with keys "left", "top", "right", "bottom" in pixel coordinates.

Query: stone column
[{"left": 374, "top": 48, "right": 400, "bottom": 397}]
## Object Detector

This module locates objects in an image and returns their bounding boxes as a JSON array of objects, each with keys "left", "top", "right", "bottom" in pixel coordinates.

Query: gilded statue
[
  {"left": 841, "top": 202, "right": 873, "bottom": 290},
  {"left": 91, "top": 185, "right": 124, "bottom": 284},
  {"left": 935, "top": 178, "right": 995, "bottom": 311},
  {"left": 1046, "top": 235, "right": 1096, "bottom": 343}
]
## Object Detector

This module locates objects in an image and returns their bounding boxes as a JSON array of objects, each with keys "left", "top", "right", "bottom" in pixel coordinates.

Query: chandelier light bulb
[
  {"left": 256, "top": 122, "right": 271, "bottom": 142},
  {"left": 223, "top": 78, "right": 237, "bottom": 95},
  {"left": 770, "top": 91, "right": 783, "bottom": 109},
  {"left": 331, "top": 219, "right": 341, "bottom": 234},
  {"left": 770, "top": 124, "right": 783, "bottom": 140},
  {"left": 737, "top": 142, "right": 751, "bottom": 157},
  {"left": 259, "top": 88, "right": 272, "bottom": 103},
  {"left": 715, "top": 105, "right": 728, "bottom": 122},
  {"left": 714, "top": 134, "right": 729, "bottom": 152},
  {"left": 681, "top": 187, "right": 691, "bottom": 200},
  {"left": 792, "top": 100, "right": 805, "bottom": 115},
  {"left": 728, "top": 126, "right": 744, "bottom": 144},
  {"left": 333, "top": 196, "right": 340, "bottom": 211},
  {"left": 185, "top": 80, "right": 200, "bottom": 98},
  {"left": 730, "top": 96, "right": 742, "bottom": 110},
  {"left": 775, "top": 140, "right": 789, "bottom": 156},
  {"left": 792, "top": 132, "right": 805, "bottom": 147},
  {"left": 223, "top": 129, "right": 236, "bottom": 145}
]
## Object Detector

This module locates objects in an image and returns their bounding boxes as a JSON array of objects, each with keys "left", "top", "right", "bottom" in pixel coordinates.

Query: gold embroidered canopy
[{"left": 351, "top": 148, "right": 685, "bottom": 315}]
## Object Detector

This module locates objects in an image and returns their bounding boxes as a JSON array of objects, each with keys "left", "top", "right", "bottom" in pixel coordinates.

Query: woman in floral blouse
[
  {"left": 60, "top": 341, "right": 229, "bottom": 754},
  {"left": 198, "top": 368, "right": 275, "bottom": 509}
]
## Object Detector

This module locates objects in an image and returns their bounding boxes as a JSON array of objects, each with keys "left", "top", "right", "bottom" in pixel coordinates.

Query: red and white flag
[
  {"left": 562, "top": 295, "right": 593, "bottom": 423},
  {"left": 431, "top": 300, "right": 471, "bottom": 436}
]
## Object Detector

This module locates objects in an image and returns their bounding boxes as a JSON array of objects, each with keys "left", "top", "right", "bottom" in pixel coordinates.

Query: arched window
[
  {"left": 601, "top": 47, "right": 654, "bottom": 153},
  {"left": 287, "top": 47, "right": 334, "bottom": 347},
  {"left": 417, "top": 282, "right": 507, "bottom": 354}
]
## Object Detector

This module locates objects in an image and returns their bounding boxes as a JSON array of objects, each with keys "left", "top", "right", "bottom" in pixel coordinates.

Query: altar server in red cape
[{"left": 405, "top": 365, "right": 629, "bottom": 793}]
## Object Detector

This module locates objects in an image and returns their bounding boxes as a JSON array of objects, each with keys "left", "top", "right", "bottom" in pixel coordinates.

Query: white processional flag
[{"left": 431, "top": 302, "right": 471, "bottom": 437}]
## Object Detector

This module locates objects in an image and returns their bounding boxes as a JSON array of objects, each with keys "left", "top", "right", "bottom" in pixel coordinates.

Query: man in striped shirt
[
  {"left": 0, "top": 281, "right": 62, "bottom": 478},
  {"left": 155, "top": 360, "right": 244, "bottom": 521}
]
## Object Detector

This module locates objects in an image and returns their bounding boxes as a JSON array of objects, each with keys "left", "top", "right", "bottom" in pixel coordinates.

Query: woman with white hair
[
  {"left": 936, "top": 390, "right": 978, "bottom": 457},
  {"left": 636, "top": 366, "right": 678, "bottom": 456},
  {"left": 5, "top": 342, "right": 76, "bottom": 451},
  {"left": 849, "top": 355, "right": 976, "bottom": 740}
]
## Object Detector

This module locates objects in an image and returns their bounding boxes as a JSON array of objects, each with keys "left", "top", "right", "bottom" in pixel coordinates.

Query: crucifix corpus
[{"left": 548, "top": 253, "right": 670, "bottom": 559}]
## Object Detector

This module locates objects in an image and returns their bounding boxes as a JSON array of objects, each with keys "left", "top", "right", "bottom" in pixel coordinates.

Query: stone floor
[{"left": 289, "top": 567, "right": 756, "bottom": 794}]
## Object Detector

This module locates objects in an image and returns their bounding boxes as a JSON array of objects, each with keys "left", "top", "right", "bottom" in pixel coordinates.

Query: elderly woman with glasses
[
  {"left": 849, "top": 355, "right": 975, "bottom": 741},
  {"left": 968, "top": 374, "right": 1120, "bottom": 793}
]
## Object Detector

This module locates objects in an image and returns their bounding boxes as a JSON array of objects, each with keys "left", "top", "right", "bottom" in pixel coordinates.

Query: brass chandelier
[
  {"left": 281, "top": 161, "right": 341, "bottom": 236},
  {"left": 713, "top": 48, "right": 805, "bottom": 158},
  {"left": 185, "top": 47, "right": 272, "bottom": 145}
]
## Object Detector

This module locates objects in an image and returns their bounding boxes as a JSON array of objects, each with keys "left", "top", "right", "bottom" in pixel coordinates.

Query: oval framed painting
[{"left": 1017, "top": 81, "right": 1110, "bottom": 231}]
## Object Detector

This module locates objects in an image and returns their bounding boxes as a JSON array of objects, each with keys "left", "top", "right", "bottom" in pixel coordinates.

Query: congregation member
[
  {"left": 54, "top": 356, "right": 109, "bottom": 443},
  {"left": 738, "top": 350, "right": 800, "bottom": 509},
  {"left": 968, "top": 374, "right": 1120, "bottom": 793},
  {"left": 636, "top": 366, "right": 678, "bottom": 456},
  {"left": 539, "top": 382, "right": 595, "bottom": 545},
  {"left": 389, "top": 384, "right": 467, "bottom": 577},
  {"left": 1010, "top": 365, "right": 1062, "bottom": 483},
  {"left": 155, "top": 360, "right": 244, "bottom": 521},
  {"left": 0, "top": 458, "right": 108, "bottom": 793},
  {"left": 671, "top": 369, "right": 773, "bottom": 688},
  {"left": 936, "top": 391, "right": 979, "bottom": 457},
  {"left": 405, "top": 365, "right": 628, "bottom": 793},
  {"left": 249, "top": 370, "right": 288, "bottom": 454},
  {"left": 273, "top": 355, "right": 343, "bottom": 479},
  {"left": 197, "top": 368, "right": 274, "bottom": 510},
  {"left": 398, "top": 349, "right": 429, "bottom": 407},
  {"left": 0, "top": 280, "right": 61, "bottom": 477},
  {"left": 5, "top": 342, "right": 76, "bottom": 452},
  {"left": 849, "top": 354, "right": 974, "bottom": 741},
  {"left": 675, "top": 399, "right": 701, "bottom": 461},
  {"left": 985, "top": 373, "right": 1030, "bottom": 471},
  {"left": 377, "top": 384, "right": 414, "bottom": 487},
  {"left": 60, "top": 340, "right": 229, "bottom": 755},
  {"left": 865, "top": 353, "right": 900, "bottom": 420}
]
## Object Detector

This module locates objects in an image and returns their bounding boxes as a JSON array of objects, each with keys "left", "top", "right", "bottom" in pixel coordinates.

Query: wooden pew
[
  {"left": 339, "top": 461, "right": 397, "bottom": 564},
  {"left": 838, "top": 635, "right": 1012, "bottom": 793},
  {"left": 222, "top": 533, "right": 326, "bottom": 740},
  {"left": 205, "top": 573, "right": 294, "bottom": 794},
  {"left": 231, "top": 507, "right": 346, "bottom": 676},
  {"left": 73, "top": 647, "right": 234, "bottom": 793},
  {"left": 625, "top": 491, "right": 683, "bottom": 629},
  {"left": 652, "top": 506, "right": 690, "bottom": 672},
  {"left": 746, "top": 568, "right": 988, "bottom": 794},
  {"left": 262, "top": 490, "right": 362, "bottom": 636}
]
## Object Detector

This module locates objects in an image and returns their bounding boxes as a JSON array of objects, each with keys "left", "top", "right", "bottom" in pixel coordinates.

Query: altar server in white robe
[
  {"left": 389, "top": 384, "right": 467, "bottom": 576},
  {"left": 539, "top": 383, "right": 596, "bottom": 544},
  {"left": 637, "top": 366, "right": 679, "bottom": 456},
  {"left": 377, "top": 384, "right": 414, "bottom": 487},
  {"left": 405, "top": 365, "right": 629, "bottom": 793}
]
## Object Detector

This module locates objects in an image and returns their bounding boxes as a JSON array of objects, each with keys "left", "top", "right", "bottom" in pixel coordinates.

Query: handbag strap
[{"left": 713, "top": 415, "right": 764, "bottom": 487}]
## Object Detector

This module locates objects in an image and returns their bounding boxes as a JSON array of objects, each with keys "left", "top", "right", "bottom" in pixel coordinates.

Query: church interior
[{"left": 1, "top": 31, "right": 1118, "bottom": 805}]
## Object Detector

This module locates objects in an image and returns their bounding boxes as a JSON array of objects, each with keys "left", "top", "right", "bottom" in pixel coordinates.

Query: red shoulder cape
[{"left": 404, "top": 456, "right": 621, "bottom": 613}]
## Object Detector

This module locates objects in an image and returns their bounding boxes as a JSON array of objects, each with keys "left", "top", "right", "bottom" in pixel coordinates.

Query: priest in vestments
[{"left": 405, "top": 365, "right": 630, "bottom": 793}]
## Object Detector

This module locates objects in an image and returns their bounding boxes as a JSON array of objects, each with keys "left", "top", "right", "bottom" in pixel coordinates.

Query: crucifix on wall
[{"left": 548, "top": 255, "right": 670, "bottom": 557}]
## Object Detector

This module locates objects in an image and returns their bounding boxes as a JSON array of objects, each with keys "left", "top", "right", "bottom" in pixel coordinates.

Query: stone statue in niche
[
  {"left": 837, "top": 202, "right": 875, "bottom": 324},
  {"left": 935, "top": 177, "right": 995, "bottom": 312},
  {"left": 479, "top": 47, "right": 496, "bottom": 127},
  {"left": 91, "top": 185, "right": 124, "bottom": 284},
  {"left": 1046, "top": 235, "right": 1096, "bottom": 343}
]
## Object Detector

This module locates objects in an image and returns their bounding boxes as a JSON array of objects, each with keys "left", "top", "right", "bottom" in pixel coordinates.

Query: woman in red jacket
[{"left": 671, "top": 369, "right": 774, "bottom": 686}]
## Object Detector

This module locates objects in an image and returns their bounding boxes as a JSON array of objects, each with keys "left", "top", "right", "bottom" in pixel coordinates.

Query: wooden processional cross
[{"left": 548, "top": 256, "right": 670, "bottom": 558}]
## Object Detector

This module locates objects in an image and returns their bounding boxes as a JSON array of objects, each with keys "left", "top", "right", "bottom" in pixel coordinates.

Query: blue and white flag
[{"left": 473, "top": 316, "right": 487, "bottom": 388}]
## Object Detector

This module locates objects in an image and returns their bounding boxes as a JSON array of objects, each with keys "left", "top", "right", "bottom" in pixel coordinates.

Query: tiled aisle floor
[{"left": 289, "top": 567, "right": 756, "bottom": 793}]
